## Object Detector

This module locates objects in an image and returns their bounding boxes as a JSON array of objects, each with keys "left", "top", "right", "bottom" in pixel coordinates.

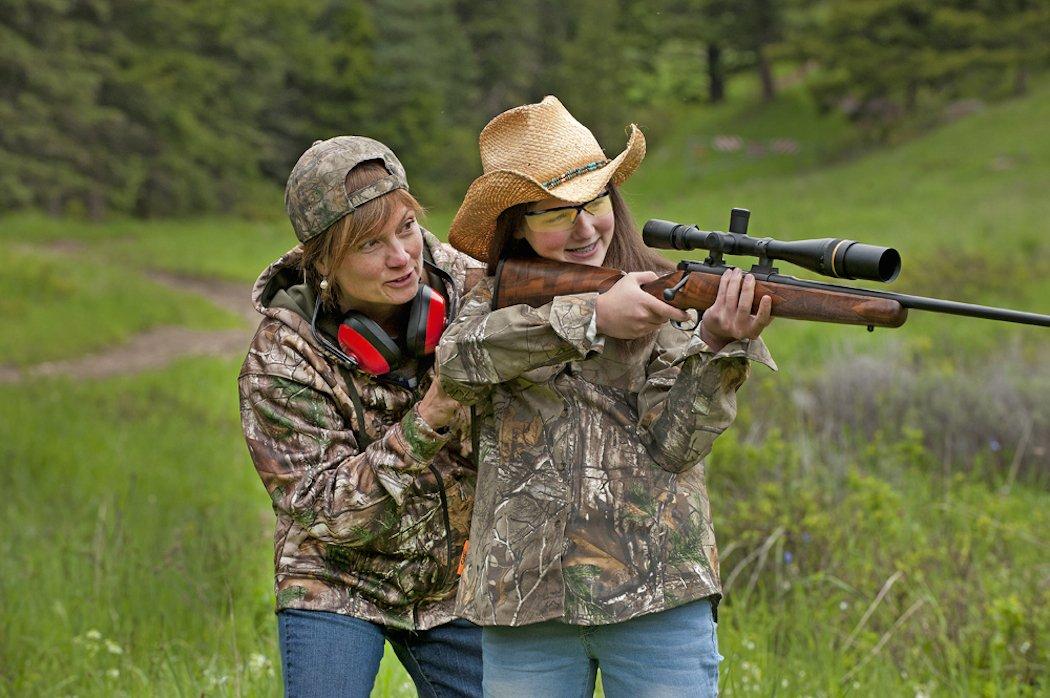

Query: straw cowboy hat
[{"left": 449, "top": 96, "right": 646, "bottom": 264}]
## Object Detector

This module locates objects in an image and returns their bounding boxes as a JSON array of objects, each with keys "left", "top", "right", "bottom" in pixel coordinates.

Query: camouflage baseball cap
[{"left": 284, "top": 136, "right": 410, "bottom": 243}]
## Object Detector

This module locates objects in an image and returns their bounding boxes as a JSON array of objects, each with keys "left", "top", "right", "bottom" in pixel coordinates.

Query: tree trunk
[
  {"left": 707, "top": 44, "right": 725, "bottom": 104},
  {"left": 1013, "top": 66, "right": 1029, "bottom": 96},
  {"left": 756, "top": 45, "right": 775, "bottom": 102}
]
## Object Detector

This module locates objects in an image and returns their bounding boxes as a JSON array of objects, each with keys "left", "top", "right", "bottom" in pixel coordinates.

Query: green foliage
[
  {"left": 5, "top": 1, "right": 1049, "bottom": 216},
  {"left": 802, "top": 0, "right": 1050, "bottom": 134}
]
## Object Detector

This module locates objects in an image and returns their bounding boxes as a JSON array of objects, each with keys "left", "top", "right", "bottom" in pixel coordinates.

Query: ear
[{"left": 314, "top": 259, "right": 329, "bottom": 277}]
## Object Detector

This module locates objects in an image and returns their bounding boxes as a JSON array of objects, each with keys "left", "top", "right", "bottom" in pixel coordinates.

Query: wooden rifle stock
[{"left": 493, "top": 257, "right": 908, "bottom": 328}]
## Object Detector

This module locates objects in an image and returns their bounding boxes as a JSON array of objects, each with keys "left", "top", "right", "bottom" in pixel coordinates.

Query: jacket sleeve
[
  {"left": 437, "top": 278, "right": 605, "bottom": 405},
  {"left": 636, "top": 326, "right": 777, "bottom": 473},
  {"left": 239, "top": 340, "right": 451, "bottom": 548}
]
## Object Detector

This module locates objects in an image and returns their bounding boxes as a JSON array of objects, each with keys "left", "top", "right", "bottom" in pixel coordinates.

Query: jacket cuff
[
  {"left": 398, "top": 404, "right": 452, "bottom": 468},
  {"left": 549, "top": 293, "right": 605, "bottom": 356},
  {"left": 688, "top": 334, "right": 777, "bottom": 372}
]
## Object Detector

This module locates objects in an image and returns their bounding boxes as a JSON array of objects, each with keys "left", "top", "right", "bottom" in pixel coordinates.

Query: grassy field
[{"left": 1, "top": 78, "right": 1047, "bottom": 696}]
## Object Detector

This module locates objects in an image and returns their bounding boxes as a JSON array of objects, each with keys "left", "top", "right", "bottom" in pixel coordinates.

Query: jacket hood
[{"left": 252, "top": 244, "right": 315, "bottom": 319}]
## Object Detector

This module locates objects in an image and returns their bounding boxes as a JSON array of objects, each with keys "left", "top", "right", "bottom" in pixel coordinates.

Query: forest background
[
  {"left": 2, "top": 0, "right": 1049, "bottom": 696},
  {"left": 6, "top": 0, "right": 1048, "bottom": 217}
]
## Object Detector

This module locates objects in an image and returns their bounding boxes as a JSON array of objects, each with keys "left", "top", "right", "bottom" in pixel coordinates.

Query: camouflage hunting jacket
[
  {"left": 239, "top": 231, "right": 485, "bottom": 630},
  {"left": 437, "top": 277, "right": 776, "bottom": 626}
]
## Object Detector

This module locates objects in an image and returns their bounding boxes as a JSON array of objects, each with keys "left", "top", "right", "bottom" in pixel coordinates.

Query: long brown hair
[
  {"left": 300, "top": 162, "right": 423, "bottom": 309},
  {"left": 485, "top": 185, "right": 673, "bottom": 275}
]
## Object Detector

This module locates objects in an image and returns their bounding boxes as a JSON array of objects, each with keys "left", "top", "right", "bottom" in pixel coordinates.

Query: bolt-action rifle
[{"left": 492, "top": 209, "right": 1050, "bottom": 329}]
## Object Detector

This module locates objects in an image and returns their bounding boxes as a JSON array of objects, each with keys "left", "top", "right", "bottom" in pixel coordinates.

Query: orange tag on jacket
[{"left": 457, "top": 540, "right": 470, "bottom": 576}]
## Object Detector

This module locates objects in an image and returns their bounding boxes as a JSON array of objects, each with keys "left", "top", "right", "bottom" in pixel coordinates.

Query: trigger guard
[{"left": 671, "top": 308, "right": 701, "bottom": 332}]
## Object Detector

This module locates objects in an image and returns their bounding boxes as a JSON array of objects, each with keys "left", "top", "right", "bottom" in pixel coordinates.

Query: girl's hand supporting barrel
[
  {"left": 700, "top": 267, "right": 773, "bottom": 352},
  {"left": 596, "top": 272, "right": 691, "bottom": 339}
]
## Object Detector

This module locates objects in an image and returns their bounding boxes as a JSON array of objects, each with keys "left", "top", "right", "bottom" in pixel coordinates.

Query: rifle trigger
[{"left": 672, "top": 309, "right": 701, "bottom": 332}]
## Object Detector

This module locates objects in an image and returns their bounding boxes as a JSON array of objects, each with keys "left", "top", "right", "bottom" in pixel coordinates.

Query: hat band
[
  {"left": 346, "top": 174, "right": 405, "bottom": 211},
  {"left": 542, "top": 159, "right": 610, "bottom": 189}
]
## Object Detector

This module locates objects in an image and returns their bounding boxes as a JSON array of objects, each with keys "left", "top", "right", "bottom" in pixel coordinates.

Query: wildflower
[
  {"left": 105, "top": 640, "right": 124, "bottom": 655},
  {"left": 1020, "top": 641, "right": 1031, "bottom": 654},
  {"left": 86, "top": 629, "right": 102, "bottom": 641},
  {"left": 989, "top": 439, "right": 1001, "bottom": 452},
  {"left": 781, "top": 679, "right": 789, "bottom": 688},
  {"left": 106, "top": 669, "right": 120, "bottom": 679},
  {"left": 839, "top": 600, "right": 850, "bottom": 611},
  {"left": 783, "top": 551, "right": 794, "bottom": 564},
  {"left": 248, "top": 653, "right": 272, "bottom": 677}
]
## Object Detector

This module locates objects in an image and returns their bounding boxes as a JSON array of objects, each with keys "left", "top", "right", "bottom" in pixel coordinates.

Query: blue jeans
[
  {"left": 277, "top": 609, "right": 483, "bottom": 698},
  {"left": 482, "top": 598, "right": 721, "bottom": 698}
]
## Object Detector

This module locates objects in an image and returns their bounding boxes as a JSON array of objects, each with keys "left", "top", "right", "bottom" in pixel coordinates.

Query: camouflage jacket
[
  {"left": 437, "top": 277, "right": 776, "bottom": 626},
  {"left": 239, "top": 231, "right": 485, "bottom": 630}
]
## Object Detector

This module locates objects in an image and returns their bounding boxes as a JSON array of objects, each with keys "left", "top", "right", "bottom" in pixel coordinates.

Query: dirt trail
[{"left": 0, "top": 269, "right": 260, "bottom": 385}]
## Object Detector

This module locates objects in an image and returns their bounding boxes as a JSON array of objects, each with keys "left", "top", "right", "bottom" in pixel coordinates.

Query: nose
[
  {"left": 572, "top": 210, "right": 596, "bottom": 239},
  {"left": 387, "top": 238, "right": 412, "bottom": 268}
]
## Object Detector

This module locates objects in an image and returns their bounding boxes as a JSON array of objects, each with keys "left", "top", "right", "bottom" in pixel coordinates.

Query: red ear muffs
[
  {"left": 332, "top": 280, "right": 449, "bottom": 376},
  {"left": 405, "top": 285, "right": 448, "bottom": 357},
  {"left": 337, "top": 314, "right": 403, "bottom": 375}
]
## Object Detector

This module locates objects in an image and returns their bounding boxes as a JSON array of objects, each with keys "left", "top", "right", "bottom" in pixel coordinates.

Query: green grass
[
  {"left": 0, "top": 358, "right": 415, "bottom": 696},
  {"left": 0, "top": 241, "right": 241, "bottom": 366},
  {"left": 2, "top": 74, "right": 1049, "bottom": 696}
]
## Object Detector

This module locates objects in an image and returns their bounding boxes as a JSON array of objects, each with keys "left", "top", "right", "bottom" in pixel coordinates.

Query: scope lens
[{"left": 838, "top": 243, "right": 901, "bottom": 282}]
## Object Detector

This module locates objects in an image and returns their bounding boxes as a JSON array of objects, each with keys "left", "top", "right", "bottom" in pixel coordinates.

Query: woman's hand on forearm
[{"left": 416, "top": 373, "right": 459, "bottom": 430}]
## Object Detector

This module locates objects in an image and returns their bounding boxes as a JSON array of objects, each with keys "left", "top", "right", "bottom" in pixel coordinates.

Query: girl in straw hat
[{"left": 437, "top": 97, "right": 775, "bottom": 697}]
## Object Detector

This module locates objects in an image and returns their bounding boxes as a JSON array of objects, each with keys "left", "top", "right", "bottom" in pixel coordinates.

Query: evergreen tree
[
  {"left": 802, "top": 0, "right": 1049, "bottom": 129},
  {"left": 456, "top": 0, "right": 543, "bottom": 118},
  {"left": 365, "top": 0, "right": 481, "bottom": 204},
  {"left": 0, "top": 0, "right": 140, "bottom": 215},
  {"left": 547, "top": 0, "right": 635, "bottom": 151}
]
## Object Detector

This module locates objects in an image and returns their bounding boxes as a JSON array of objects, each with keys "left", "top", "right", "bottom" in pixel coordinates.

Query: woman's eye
[
  {"left": 358, "top": 239, "right": 379, "bottom": 251},
  {"left": 401, "top": 219, "right": 416, "bottom": 233}
]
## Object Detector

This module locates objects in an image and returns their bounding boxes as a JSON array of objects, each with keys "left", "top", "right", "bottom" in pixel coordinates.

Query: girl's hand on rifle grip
[
  {"left": 596, "top": 272, "right": 690, "bottom": 339},
  {"left": 700, "top": 268, "right": 773, "bottom": 353}
]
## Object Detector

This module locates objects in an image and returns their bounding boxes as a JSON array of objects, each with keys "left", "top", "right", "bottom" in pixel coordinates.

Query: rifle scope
[{"left": 643, "top": 219, "right": 901, "bottom": 283}]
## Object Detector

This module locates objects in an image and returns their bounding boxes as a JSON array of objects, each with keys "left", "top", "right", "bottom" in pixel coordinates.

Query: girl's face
[
  {"left": 516, "top": 192, "right": 615, "bottom": 267},
  {"left": 323, "top": 204, "right": 424, "bottom": 319}
]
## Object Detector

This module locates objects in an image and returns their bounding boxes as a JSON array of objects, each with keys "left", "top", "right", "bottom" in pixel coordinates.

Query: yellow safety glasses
[{"left": 522, "top": 192, "right": 613, "bottom": 233}]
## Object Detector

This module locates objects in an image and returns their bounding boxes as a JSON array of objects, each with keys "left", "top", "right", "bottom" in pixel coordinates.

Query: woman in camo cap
[
  {"left": 239, "top": 136, "right": 484, "bottom": 697},
  {"left": 437, "top": 97, "right": 775, "bottom": 697}
]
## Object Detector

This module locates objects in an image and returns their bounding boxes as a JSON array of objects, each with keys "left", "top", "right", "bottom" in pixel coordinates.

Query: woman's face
[
  {"left": 516, "top": 192, "right": 615, "bottom": 267},
  {"left": 325, "top": 204, "right": 424, "bottom": 318}
]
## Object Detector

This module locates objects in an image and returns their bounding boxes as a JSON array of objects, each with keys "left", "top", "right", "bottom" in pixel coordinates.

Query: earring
[{"left": 319, "top": 278, "right": 330, "bottom": 291}]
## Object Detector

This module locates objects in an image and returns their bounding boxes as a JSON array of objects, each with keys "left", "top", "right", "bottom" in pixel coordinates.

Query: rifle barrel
[{"left": 889, "top": 293, "right": 1050, "bottom": 327}]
